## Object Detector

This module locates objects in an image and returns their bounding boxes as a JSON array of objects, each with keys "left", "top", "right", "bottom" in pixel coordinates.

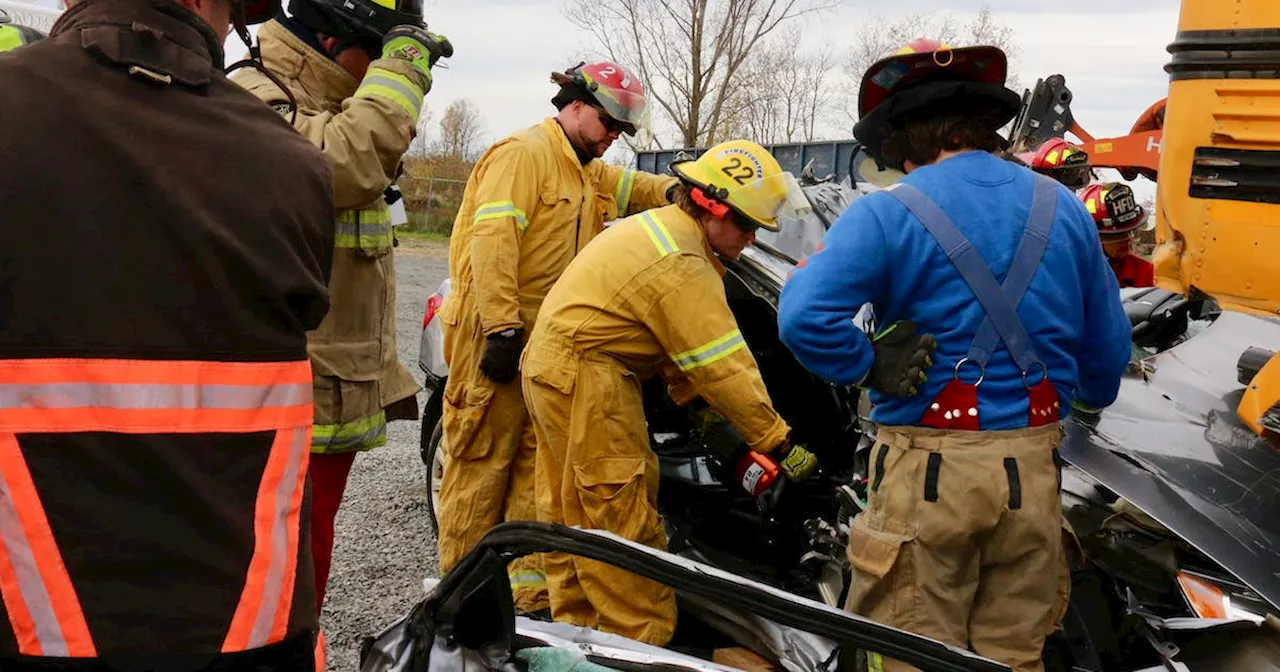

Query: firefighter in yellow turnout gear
[
  {"left": 436, "top": 61, "right": 677, "bottom": 614},
  {"left": 521, "top": 140, "right": 819, "bottom": 645}
]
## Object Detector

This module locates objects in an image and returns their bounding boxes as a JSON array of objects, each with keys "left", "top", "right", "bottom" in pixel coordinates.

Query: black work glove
[
  {"left": 479, "top": 328, "right": 523, "bottom": 384},
  {"left": 867, "top": 320, "right": 937, "bottom": 397}
]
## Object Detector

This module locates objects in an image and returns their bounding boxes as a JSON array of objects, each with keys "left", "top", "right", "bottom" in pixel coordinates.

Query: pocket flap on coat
[
  {"left": 540, "top": 188, "right": 571, "bottom": 206},
  {"left": 310, "top": 340, "right": 382, "bottom": 381},
  {"left": 846, "top": 513, "right": 914, "bottom": 579}
]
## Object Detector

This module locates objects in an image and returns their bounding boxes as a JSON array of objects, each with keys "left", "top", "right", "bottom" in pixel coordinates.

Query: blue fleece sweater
[{"left": 777, "top": 151, "right": 1132, "bottom": 429}]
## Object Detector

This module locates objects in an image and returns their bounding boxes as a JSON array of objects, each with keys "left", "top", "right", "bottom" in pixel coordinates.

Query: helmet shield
[{"left": 729, "top": 171, "right": 811, "bottom": 230}]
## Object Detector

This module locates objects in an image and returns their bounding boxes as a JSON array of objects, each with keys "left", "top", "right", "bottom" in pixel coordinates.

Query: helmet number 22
[{"left": 721, "top": 157, "right": 755, "bottom": 185}]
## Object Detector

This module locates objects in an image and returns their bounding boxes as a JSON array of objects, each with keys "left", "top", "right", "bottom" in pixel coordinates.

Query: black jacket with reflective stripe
[{"left": 0, "top": 0, "right": 335, "bottom": 662}]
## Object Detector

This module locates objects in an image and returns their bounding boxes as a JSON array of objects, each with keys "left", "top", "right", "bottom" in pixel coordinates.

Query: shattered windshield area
[{"left": 756, "top": 180, "right": 860, "bottom": 262}]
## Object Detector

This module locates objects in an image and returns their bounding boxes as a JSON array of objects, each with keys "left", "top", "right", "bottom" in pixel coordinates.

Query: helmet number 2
[{"left": 721, "top": 157, "right": 755, "bottom": 185}]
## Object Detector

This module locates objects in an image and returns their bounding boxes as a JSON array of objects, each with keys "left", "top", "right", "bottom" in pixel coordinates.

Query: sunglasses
[
  {"left": 590, "top": 105, "right": 635, "bottom": 136},
  {"left": 731, "top": 213, "right": 760, "bottom": 235}
]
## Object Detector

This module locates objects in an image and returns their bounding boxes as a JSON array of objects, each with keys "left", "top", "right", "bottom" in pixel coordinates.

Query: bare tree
[
  {"left": 433, "top": 99, "right": 486, "bottom": 161},
  {"left": 738, "top": 29, "right": 839, "bottom": 146},
  {"left": 406, "top": 105, "right": 435, "bottom": 158},
  {"left": 834, "top": 4, "right": 1021, "bottom": 132},
  {"left": 566, "top": 0, "right": 841, "bottom": 149},
  {"left": 726, "top": 28, "right": 837, "bottom": 143}
]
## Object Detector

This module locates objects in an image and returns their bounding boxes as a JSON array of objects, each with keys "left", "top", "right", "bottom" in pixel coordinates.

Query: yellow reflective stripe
[
  {"left": 868, "top": 651, "right": 885, "bottom": 672},
  {"left": 672, "top": 329, "right": 746, "bottom": 372},
  {"left": 615, "top": 168, "right": 637, "bottom": 215},
  {"left": 508, "top": 571, "right": 547, "bottom": 591},
  {"left": 334, "top": 210, "right": 393, "bottom": 249},
  {"left": 0, "top": 27, "right": 23, "bottom": 53},
  {"left": 355, "top": 69, "right": 423, "bottom": 120},
  {"left": 312, "top": 410, "right": 387, "bottom": 453},
  {"left": 474, "top": 200, "right": 529, "bottom": 234},
  {"left": 639, "top": 210, "right": 678, "bottom": 257}
]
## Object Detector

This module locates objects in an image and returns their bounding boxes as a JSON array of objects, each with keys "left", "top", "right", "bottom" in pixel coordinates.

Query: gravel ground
[{"left": 322, "top": 239, "right": 450, "bottom": 671}]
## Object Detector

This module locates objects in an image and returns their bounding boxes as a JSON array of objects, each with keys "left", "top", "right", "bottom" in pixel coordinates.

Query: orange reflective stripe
[
  {"left": 0, "top": 434, "right": 95, "bottom": 657},
  {"left": 0, "top": 359, "right": 313, "bottom": 434},
  {"left": 223, "top": 425, "right": 310, "bottom": 652},
  {"left": 314, "top": 629, "right": 326, "bottom": 671}
]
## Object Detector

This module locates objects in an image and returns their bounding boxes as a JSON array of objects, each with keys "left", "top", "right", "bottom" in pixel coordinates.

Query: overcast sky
[{"left": 223, "top": 0, "right": 1177, "bottom": 194}]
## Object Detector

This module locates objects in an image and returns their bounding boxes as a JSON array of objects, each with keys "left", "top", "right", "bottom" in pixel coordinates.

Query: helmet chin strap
[{"left": 223, "top": 1, "right": 299, "bottom": 124}]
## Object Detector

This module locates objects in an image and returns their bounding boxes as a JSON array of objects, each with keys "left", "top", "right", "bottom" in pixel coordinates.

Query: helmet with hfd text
[
  {"left": 288, "top": 0, "right": 425, "bottom": 47},
  {"left": 669, "top": 139, "right": 811, "bottom": 232},
  {"left": 552, "top": 61, "right": 654, "bottom": 147},
  {"left": 1080, "top": 182, "right": 1146, "bottom": 236},
  {"left": 1017, "top": 138, "right": 1092, "bottom": 189},
  {"left": 853, "top": 37, "right": 1021, "bottom": 174}
]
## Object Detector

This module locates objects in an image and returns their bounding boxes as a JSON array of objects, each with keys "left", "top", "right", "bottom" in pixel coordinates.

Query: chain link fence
[{"left": 396, "top": 171, "right": 468, "bottom": 235}]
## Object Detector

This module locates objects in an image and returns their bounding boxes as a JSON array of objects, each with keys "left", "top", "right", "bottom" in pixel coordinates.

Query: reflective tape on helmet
[
  {"left": 336, "top": 208, "right": 393, "bottom": 250},
  {"left": 355, "top": 68, "right": 423, "bottom": 121},
  {"left": 639, "top": 210, "right": 678, "bottom": 257},
  {"left": 312, "top": 411, "right": 387, "bottom": 453},
  {"left": 223, "top": 425, "right": 310, "bottom": 652},
  {"left": 1045, "top": 149, "right": 1061, "bottom": 166},
  {"left": 615, "top": 168, "right": 637, "bottom": 216},
  {"left": 0, "top": 359, "right": 314, "bottom": 433},
  {"left": 672, "top": 329, "right": 746, "bottom": 372},
  {"left": 475, "top": 201, "right": 529, "bottom": 234}
]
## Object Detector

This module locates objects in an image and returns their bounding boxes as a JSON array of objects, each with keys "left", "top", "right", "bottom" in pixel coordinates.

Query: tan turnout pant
[{"left": 845, "top": 424, "right": 1070, "bottom": 672}]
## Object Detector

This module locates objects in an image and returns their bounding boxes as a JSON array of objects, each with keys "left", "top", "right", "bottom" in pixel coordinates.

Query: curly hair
[{"left": 879, "top": 111, "right": 1006, "bottom": 170}]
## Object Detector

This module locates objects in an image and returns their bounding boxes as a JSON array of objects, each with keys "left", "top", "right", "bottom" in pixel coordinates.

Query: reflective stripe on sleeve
[
  {"left": 672, "top": 329, "right": 747, "bottom": 372},
  {"left": 614, "top": 168, "right": 637, "bottom": 216},
  {"left": 475, "top": 201, "right": 530, "bottom": 234},
  {"left": 354, "top": 69, "right": 423, "bottom": 120},
  {"left": 335, "top": 208, "right": 393, "bottom": 249}
]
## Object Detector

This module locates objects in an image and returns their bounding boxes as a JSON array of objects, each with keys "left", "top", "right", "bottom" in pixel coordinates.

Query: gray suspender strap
[{"left": 882, "top": 176, "right": 1058, "bottom": 374}]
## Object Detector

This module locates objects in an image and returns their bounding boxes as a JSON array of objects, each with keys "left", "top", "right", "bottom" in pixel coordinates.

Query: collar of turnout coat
[
  {"left": 256, "top": 18, "right": 359, "bottom": 111},
  {"left": 52, "top": 0, "right": 225, "bottom": 77}
]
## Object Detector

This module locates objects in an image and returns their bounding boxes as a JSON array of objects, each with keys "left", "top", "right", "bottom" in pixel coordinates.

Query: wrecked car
[
  {"left": 359, "top": 522, "right": 1009, "bottom": 672},
  {"left": 413, "top": 167, "right": 1280, "bottom": 670}
]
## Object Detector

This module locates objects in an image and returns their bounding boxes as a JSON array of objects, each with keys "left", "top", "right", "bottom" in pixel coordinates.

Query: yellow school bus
[{"left": 1155, "top": 0, "right": 1280, "bottom": 318}]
